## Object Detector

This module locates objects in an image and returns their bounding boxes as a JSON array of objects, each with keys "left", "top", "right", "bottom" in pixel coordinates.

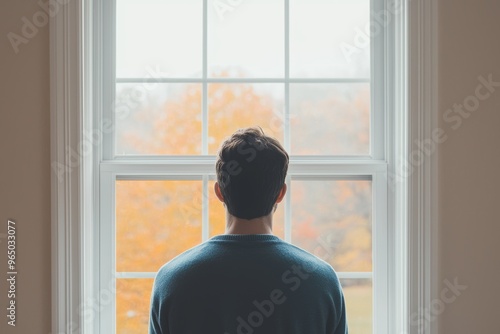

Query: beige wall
[
  {"left": 0, "top": 0, "right": 499, "bottom": 333},
  {"left": 0, "top": 1, "right": 51, "bottom": 333},
  {"left": 438, "top": 0, "right": 500, "bottom": 332}
]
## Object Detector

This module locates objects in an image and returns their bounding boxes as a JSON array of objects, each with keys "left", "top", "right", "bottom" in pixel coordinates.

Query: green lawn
[{"left": 342, "top": 284, "right": 372, "bottom": 334}]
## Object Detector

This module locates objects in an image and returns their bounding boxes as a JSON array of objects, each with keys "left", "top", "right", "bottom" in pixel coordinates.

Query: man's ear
[
  {"left": 214, "top": 182, "right": 225, "bottom": 203},
  {"left": 275, "top": 183, "right": 287, "bottom": 204}
]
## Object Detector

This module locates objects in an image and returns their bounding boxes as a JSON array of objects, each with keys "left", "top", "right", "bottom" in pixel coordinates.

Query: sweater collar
[{"left": 209, "top": 234, "right": 282, "bottom": 242}]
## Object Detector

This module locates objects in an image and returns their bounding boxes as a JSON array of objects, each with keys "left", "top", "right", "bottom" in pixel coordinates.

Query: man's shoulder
[
  {"left": 156, "top": 242, "right": 210, "bottom": 276},
  {"left": 284, "top": 243, "right": 340, "bottom": 280},
  {"left": 152, "top": 242, "right": 212, "bottom": 297}
]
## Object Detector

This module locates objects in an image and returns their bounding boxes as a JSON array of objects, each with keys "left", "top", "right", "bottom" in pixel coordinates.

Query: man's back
[{"left": 149, "top": 234, "right": 347, "bottom": 334}]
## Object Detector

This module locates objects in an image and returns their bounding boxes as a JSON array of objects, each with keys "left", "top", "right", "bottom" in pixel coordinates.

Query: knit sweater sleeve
[
  {"left": 149, "top": 274, "right": 168, "bottom": 334},
  {"left": 331, "top": 288, "right": 348, "bottom": 334}
]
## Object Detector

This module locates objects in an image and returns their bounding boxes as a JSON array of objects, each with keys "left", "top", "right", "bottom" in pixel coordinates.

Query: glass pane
[
  {"left": 290, "top": 0, "right": 370, "bottom": 78},
  {"left": 208, "top": 0, "right": 284, "bottom": 77},
  {"left": 116, "top": 0, "right": 202, "bottom": 78},
  {"left": 116, "top": 278, "right": 154, "bottom": 334},
  {"left": 208, "top": 83, "right": 284, "bottom": 154},
  {"left": 115, "top": 83, "right": 202, "bottom": 155},
  {"left": 341, "top": 278, "right": 373, "bottom": 333},
  {"left": 290, "top": 83, "right": 370, "bottom": 155},
  {"left": 208, "top": 180, "right": 285, "bottom": 239},
  {"left": 291, "top": 180, "right": 372, "bottom": 272},
  {"left": 116, "top": 180, "right": 202, "bottom": 272}
]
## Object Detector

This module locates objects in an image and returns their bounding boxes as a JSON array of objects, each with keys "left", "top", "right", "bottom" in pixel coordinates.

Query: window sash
[
  {"left": 106, "top": 0, "right": 382, "bottom": 160},
  {"left": 99, "top": 169, "right": 388, "bottom": 332}
]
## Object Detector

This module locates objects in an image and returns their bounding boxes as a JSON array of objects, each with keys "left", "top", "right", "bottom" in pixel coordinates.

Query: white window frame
[{"left": 50, "top": 0, "right": 438, "bottom": 333}]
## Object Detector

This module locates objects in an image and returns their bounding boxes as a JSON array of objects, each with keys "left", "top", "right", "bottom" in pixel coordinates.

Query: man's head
[{"left": 215, "top": 127, "right": 289, "bottom": 220}]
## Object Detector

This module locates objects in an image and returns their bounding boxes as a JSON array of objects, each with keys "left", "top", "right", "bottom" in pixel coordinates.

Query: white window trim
[{"left": 50, "top": 0, "right": 438, "bottom": 333}]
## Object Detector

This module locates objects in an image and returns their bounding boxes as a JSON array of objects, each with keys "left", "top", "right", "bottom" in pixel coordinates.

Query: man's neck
[{"left": 224, "top": 213, "right": 273, "bottom": 235}]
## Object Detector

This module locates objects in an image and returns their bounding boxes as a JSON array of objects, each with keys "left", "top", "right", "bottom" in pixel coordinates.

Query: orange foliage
[{"left": 115, "top": 80, "right": 371, "bottom": 333}]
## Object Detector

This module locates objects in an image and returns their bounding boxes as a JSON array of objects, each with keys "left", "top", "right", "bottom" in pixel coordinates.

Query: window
[
  {"left": 97, "top": 0, "right": 387, "bottom": 333},
  {"left": 51, "top": 0, "right": 439, "bottom": 333}
]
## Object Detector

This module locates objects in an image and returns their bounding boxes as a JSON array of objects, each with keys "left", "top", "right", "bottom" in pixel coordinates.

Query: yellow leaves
[
  {"left": 293, "top": 216, "right": 319, "bottom": 240},
  {"left": 335, "top": 226, "right": 372, "bottom": 272},
  {"left": 116, "top": 279, "right": 154, "bottom": 334},
  {"left": 207, "top": 83, "right": 283, "bottom": 154},
  {"left": 116, "top": 180, "right": 203, "bottom": 272}
]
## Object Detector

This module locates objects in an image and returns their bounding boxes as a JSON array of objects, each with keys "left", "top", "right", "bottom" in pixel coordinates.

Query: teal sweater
[{"left": 149, "top": 234, "right": 348, "bottom": 334}]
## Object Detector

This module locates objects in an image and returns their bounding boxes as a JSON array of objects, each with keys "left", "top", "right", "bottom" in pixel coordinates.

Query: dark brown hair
[{"left": 215, "top": 127, "right": 289, "bottom": 220}]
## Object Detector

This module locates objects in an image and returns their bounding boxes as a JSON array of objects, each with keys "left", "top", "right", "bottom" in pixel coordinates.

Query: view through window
[{"left": 111, "top": 0, "right": 375, "bottom": 333}]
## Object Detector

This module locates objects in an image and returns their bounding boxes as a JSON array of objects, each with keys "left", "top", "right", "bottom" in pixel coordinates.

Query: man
[{"left": 149, "top": 127, "right": 348, "bottom": 334}]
